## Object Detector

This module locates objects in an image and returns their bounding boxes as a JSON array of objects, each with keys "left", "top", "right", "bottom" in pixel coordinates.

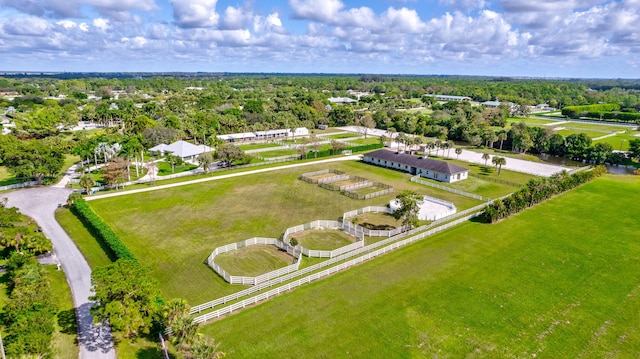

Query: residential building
[{"left": 363, "top": 149, "right": 469, "bottom": 183}]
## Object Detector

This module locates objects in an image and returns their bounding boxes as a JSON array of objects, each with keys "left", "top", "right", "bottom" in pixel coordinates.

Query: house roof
[
  {"left": 163, "top": 140, "right": 212, "bottom": 158},
  {"left": 149, "top": 143, "right": 167, "bottom": 152},
  {"left": 217, "top": 132, "right": 256, "bottom": 140},
  {"left": 364, "top": 149, "right": 468, "bottom": 175}
]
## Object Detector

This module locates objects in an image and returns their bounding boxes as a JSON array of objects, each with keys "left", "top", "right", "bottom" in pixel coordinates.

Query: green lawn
[
  {"left": 506, "top": 117, "right": 560, "bottom": 126},
  {"left": 156, "top": 161, "right": 198, "bottom": 176},
  {"left": 593, "top": 131, "right": 640, "bottom": 151},
  {"left": 0, "top": 166, "right": 19, "bottom": 186},
  {"left": 293, "top": 229, "right": 356, "bottom": 250},
  {"left": 256, "top": 149, "right": 299, "bottom": 157},
  {"left": 215, "top": 245, "right": 294, "bottom": 276},
  {"left": 323, "top": 133, "right": 362, "bottom": 139},
  {"left": 200, "top": 175, "right": 640, "bottom": 358},
  {"left": 557, "top": 129, "right": 606, "bottom": 139},
  {"left": 238, "top": 142, "right": 281, "bottom": 151},
  {"left": 82, "top": 160, "right": 484, "bottom": 305},
  {"left": 562, "top": 121, "right": 634, "bottom": 133},
  {"left": 47, "top": 265, "right": 79, "bottom": 359},
  {"left": 349, "top": 137, "right": 381, "bottom": 145}
]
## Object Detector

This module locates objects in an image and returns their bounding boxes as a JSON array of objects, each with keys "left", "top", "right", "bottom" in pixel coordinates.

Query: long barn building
[{"left": 363, "top": 149, "right": 469, "bottom": 183}]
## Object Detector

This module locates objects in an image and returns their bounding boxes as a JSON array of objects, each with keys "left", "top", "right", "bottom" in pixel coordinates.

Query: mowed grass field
[
  {"left": 215, "top": 245, "right": 294, "bottom": 276},
  {"left": 85, "top": 160, "right": 486, "bottom": 305},
  {"left": 293, "top": 229, "right": 356, "bottom": 250},
  {"left": 200, "top": 175, "right": 640, "bottom": 358}
]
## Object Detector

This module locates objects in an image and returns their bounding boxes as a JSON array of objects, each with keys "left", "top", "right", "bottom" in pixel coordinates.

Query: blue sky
[{"left": 0, "top": 0, "right": 638, "bottom": 78}]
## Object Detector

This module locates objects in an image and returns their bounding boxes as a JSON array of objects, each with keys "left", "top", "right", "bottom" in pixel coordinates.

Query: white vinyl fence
[
  {"left": 207, "top": 237, "right": 301, "bottom": 286},
  {"left": 342, "top": 206, "right": 408, "bottom": 237},
  {"left": 283, "top": 220, "right": 365, "bottom": 259},
  {"left": 192, "top": 211, "right": 482, "bottom": 323},
  {"left": 0, "top": 181, "right": 39, "bottom": 192}
]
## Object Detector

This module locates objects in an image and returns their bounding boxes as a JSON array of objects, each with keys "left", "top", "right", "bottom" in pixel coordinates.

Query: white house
[
  {"left": 149, "top": 140, "right": 213, "bottom": 161},
  {"left": 424, "top": 94, "right": 472, "bottom": 102},
  {"left": 363, "top": 149, "right": 469, "bottom": 183}
]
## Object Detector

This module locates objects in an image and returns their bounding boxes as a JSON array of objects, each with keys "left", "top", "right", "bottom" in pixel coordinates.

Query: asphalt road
[{"left": 1, "top": 184, "right": 116, "bottom": 358}]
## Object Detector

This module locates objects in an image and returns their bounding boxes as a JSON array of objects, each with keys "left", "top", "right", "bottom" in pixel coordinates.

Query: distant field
[
  {"left": 557, "top": 129, "right": 610, "bottom": 139},
  {"left": 256, "top": 149, "right": 299, "bottom": 157},
  {"left": 201, "top": 175, "right": 640, "bottom": 358},
  {"left": 324, "top": 133, "right": 361, "bottom": 139},
  {"left": 238, "top": 142, "right": 281, "bottom": 151},
  {"left": 84, "top": 160, "right": 486, "bottom": 304},
  {"left": 0, "top": 166, "right": 18, "bottom": 186},
  {"left": 507, "top": 117, "right": 559, "bottom": 126},
  {"left": 594, "top": 131, "right": 640, "bottom": 151}
]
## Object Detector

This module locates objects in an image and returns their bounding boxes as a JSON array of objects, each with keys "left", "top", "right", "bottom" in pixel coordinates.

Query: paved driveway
[{"left": 1, "top": 185, "right": 115, "bottom": 358}]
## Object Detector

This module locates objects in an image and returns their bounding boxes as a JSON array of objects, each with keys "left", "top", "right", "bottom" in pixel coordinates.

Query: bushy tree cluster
[
  {"left": 1, "top": 253, "right": 57, "bottom": 358},
  {"left": 484, "top": 166, "right": 607, "bottom": 223}
]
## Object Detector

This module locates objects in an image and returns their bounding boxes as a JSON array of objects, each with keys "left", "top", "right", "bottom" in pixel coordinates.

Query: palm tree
[
  {"left": 455, "top": 147, "right": 462, "bottom": 159},
  {"left": 396, "top": 133, "right": 407, "bottom": 152},
  {"left": 79, "top": 174, "right": 95, "bottom": 195},
  {"left": 482, "top": 152, "right": 491, "bottom": 166},
  {"left": 434, "top": 139, "right": 442, "bottom": 156},
  {"left": 446, "top": 140, "right": 455, "bottom": 158},
  {"left": 498, "top": 132, "right": 508, "bottom": 151},
  {"left": 493, "top": 156, "right": 507, "bottom": 176},
  {"left": 426, "top": 141, "right": 435, "bottom": 156}
]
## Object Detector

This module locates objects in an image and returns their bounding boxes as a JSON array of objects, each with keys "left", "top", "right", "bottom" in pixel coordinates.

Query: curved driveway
[{"left": 1, "top": 179, "right": 115, "bottom": 358}]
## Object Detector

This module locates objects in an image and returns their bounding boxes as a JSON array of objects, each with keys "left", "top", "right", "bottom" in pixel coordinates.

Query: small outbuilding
[{"left": 363, "top": 149, "right": 469, "bottom": 183}]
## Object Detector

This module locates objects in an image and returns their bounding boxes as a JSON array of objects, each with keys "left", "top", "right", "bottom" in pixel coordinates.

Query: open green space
[
  {"left": 156, "top": 160, "right": 198, "bottom": 176},
  {"left": 506, "top": 117, "right": 559, "bottom": 126},
  {"left": 349, "top": 137, "right": 380, "bottom": 145},
  {"left": 256, "top": 149, "right": 299, "bottom": 157},
  {"left": 323, "top": 133, "right": 362, "bottom": 140},
  {"left": 238, "top": 142, "right": 281, "bottom": 151},
  {"left": 215, "top": 245, "right": 294, "bottom": 276},
  {"left": 557, "top": 129, "right": 613, "bottom": 139},
  {"left": 82, "top": 160, "right": 483, "bottom": 305},
  {"left": 593, "top": 131, "right": 640, "bottom": 151},
  {"left": 562, "top": 121, "right": 634, "bottom": 133},
  {"left": 0, "top": 166, "right": 19, "bottom": 186},
  {"left": 201, "top": 175, "right": 640, "bottom": 358},
  {"left": 293, "top": 229, "right": 356, "bottom": 250},
  {"left": 47, "top": 265, "right": 79, "bottom": 359}
]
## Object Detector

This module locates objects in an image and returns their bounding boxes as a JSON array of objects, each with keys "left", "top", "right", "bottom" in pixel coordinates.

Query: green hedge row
[
  {"left": 71, "top": 199, "right": 137, "bottom": 261},
  {"left": 483, "top": 166, "right": 606, "bottom": 223},
  {"left": 561, "top": 104, "right": 620, "bottom": 117}
]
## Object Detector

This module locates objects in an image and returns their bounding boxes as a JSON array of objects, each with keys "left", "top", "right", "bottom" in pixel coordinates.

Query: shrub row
[
  {"left": 483, "top": 166, "right": 607, "bottom": 223},
  {"left": 561, "top": 104, "right": 620, "bottom": 117},
  {"left": 71, "top": 199, "right": 137, "bottom": 261}
]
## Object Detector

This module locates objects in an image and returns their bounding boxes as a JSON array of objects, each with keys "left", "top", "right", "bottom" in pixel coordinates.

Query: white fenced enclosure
[
  {"left": 390, "top": 195, "right": 457, "bottom": 221},
  {"left": 342, "top": 182, "right": 394, "bottom": 200},
  {"left": 208, "top": 237, "right": 302, "bottom": 285},
  {"left": 283, "top": 220, "right": 365, "bottom": 258},
  {"left": 299, "top": 169, "right": 347, "bottom": 184},
  {"left": 342, "top": 206, "right": 408, "bottom": 237}
]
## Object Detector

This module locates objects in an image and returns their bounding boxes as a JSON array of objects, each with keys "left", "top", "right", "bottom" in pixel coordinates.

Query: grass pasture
[
  {"left": 506, "top": 117, "right": 559, "bottom": 126},
  {"left": 156, "top": 160, "right": 198, "bottom": 176},
  {"left": 238, "top": 142, "right": 281, "bottom": 151},
  {"left": 349, "top": 184, "right": 387, "bottom": 196},
  {"left": 83, "top": 160, "right": 486, "bottom": 305},
  {"left": 47, "top": 266, "right": 79, "bottom": 359},
  {"left": 255, "top": 149, "right": 299, "bottom": 158},
  {"left": 323, "top": 133, "right": 362, "bottom": 140},
  {"left": 200, "top": 175, "right": 640, "bottom": 358},
  {"left": 214, "top": 245, "right": 294, "bottom": 276},
  {"left": 292, "top": 229, "right": 356, "bottom": 250}
]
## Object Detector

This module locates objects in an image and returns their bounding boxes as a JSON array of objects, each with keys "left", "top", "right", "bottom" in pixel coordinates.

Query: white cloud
[
  {"left": 289, "top": 0, "right": 344, "bottom": 22},
  {"left": 56, "top": 19, "right": 76, "bottom": 29},
  {"left": 92, "top": 17, "right": 110, "bottom": 31},
  {"left": 2, "top": 16, "right": 50, "bottom": 36},
  {"left": 220, "top": 5, "right": 252, "bottom": 30},
  {"left": 171, "top": 0, "right": 219, "bottom": 28},
  {"left": 0, "top": 0, "right": 157, "bottom": 21}
]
